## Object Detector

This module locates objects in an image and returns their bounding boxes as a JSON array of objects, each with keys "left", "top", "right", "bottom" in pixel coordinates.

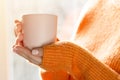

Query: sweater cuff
[{"left": 41, "top": 41, "right": 73, "bottom": 72}]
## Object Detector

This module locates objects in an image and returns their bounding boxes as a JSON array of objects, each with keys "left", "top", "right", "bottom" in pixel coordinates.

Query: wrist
[{"left": 41, "top": 41, "right": 73, "bottom": 71}]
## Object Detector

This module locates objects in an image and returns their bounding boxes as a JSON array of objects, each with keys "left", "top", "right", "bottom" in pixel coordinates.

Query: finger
[
  {"left": 15, "top": 38, "right": 19, "bottom": 46},
  {"left": 14, "top": 24, "right": 22, "bottom": 36},
  {"left": 18, "top": 33, "right": 24, "bottom": 46},
  {"left": 13, "top": 45, "right": 30, "bottom": 60},
  {"left": 29, "top": 57, "right": 42, "bottom": 66},
  {"left": 17, "top": 33, "right": 23, "bottom": 41},
  {"left": 13, "top": 45, "right": 42, "bottom": 65},
  {"left": 32, "top": 48, "right": 43, "bottom": 57},
  {"left": 16, "top": 24, "right": 22, "bottom": 32},
  {"left": 15, "top": 20, "right": 22, "bottom": 24},
  {"left": 15, "top": 33, "right": 23, "bottom": 45},
  {"left": 13, "top": 40, "right": 23, "bottom": 48},
  {"left": 14, "top": 20, "right": 23, "bottom": 36}
]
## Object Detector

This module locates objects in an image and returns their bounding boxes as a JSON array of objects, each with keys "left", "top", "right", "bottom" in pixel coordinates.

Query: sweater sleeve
[
  {"left": 104, "top": 50, "right": 120, "bottom": 74},
  {"left": 40, "top": 41, "right": 120, "bottom": 80}
]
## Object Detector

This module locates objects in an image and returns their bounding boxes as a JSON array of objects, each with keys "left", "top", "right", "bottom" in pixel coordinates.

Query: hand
[
  {"left": 14, "top": 20, "right": 22, "bottom": 37},
  {"left": 14, "top": 20, "right": 23, "bottom": 46},
  {"left": 13, "top": 45, "right": 43, "bottom": 66},
  {"left": 13, "top": 20, "right": 43, "bottom": 66}
]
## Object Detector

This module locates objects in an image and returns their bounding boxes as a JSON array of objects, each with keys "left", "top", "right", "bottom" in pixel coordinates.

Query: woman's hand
[
  {"left": 13, "top": 45, "right": 43, "bottom": 66},
  {"left": 14, "top": 20, "right": 24, "bottom": 46},
  {"left": 13, "top": 20, "right": 43, "bottom": 66}
]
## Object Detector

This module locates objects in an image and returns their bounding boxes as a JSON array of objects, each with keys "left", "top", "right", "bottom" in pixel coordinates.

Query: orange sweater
[{"left": 40, "top": 0, "right": 120, "bottom": 80}]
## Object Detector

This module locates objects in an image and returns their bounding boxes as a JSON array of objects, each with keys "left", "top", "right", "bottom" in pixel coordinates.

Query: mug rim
[{"left": 22, "top": 14, "right": 57, "bottom": 18}]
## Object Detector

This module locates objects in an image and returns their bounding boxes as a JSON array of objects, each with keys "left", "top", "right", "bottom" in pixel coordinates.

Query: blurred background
[{"left": 0, "top": 0, "right": 87, "bottom": 80}]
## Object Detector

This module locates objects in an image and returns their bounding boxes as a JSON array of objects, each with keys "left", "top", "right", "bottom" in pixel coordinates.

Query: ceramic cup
[{"left": 22, "top": 14, "right": 57, "bottom": 49}]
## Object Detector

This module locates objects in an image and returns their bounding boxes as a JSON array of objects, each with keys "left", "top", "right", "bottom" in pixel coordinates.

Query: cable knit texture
[{"left": 40, "top": 0, "right": 120, "bottom": 80}]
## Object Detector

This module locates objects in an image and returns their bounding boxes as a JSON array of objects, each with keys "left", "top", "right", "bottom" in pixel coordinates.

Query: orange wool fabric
[{"left": 40, "top": 0, "right": 120, "bottom": 80}]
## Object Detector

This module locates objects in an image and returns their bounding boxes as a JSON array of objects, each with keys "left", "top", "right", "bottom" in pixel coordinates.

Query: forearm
[
  {"left": 65, "top": 42, "right": 120, "bottom": 80},
  {"left": 75, "top": 49, "right": 120, "bottom": 80},
  {"left": 41, "top": 41, "right": 120, "bottom": 80}
]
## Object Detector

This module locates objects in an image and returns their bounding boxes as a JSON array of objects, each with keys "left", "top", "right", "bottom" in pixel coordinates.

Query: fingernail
[{"left": 32, "top": 49, "right": 39, "bottom": 55}]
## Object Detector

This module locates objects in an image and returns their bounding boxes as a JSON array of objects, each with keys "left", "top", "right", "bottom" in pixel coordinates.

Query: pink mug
[{"left": 22, "top": 14, "right": 57, "bottom": 49}]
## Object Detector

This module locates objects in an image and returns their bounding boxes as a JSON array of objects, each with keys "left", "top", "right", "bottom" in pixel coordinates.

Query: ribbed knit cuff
[
  {"left": 41, "top": 41, "right": 73, "bottom": 72},
  {"left": 104, "top": 52, "right": 120, "bottom": 74}
]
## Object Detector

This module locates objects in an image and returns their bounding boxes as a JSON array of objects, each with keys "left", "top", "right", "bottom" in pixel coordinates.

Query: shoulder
[{"left": 73, "top": 0, "right": 110, "bottom": 39}]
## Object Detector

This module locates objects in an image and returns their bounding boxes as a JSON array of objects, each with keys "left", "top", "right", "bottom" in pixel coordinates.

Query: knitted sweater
[{"left": 40, "top": 0, "right": 120, "bottom": 80}]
